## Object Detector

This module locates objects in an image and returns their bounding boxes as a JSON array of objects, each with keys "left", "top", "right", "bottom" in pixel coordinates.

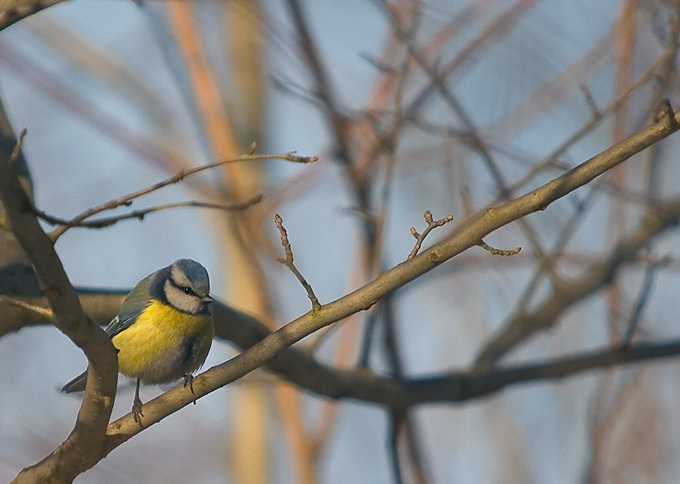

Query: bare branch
[
  {"left": 408, "top": 210, "right": 453, "bottom": 260},
  {"left": 0, "top": 294, "right": 53, "bottom": 319},
  {"left": 226, "top": 301, "right": 680, "bottom": 407},
  {"left": 47, "top": 152, "right": 314, "bottom": 241},
  {"left": 275, "top": 213, "right": 321, "bottom": 310},
  {"left": 99, "top": 108, "right": 680, "bottom": 448},
  {"left": 212, "top": 303, "right": 680, "bottom": 408},
  {"left": 284, "top": 0, "right": 352, "bottom": 166},
  {"left": 37, "top": 195, "right": 263, "bottom": 230},
  {"left": 474, "top": 202, "right": 680, "bottom": 370},
  {"left": 580, "top": 84, "right": 601, "bottom": 117},
  {"left": 0, "top": 141, "right": 118, "bottom": 483},
  {"left": 477, "top": 240, "right": 522, "bottom": 257},
  {"left": 379, "top": 0, "right": 557, "bottom": 283},
  {"left": 620, "top": 256, "right": 671, "bottom": 346}
]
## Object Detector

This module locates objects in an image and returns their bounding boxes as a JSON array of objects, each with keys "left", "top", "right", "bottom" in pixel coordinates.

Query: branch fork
[{"left": 408, "top": 210, "right": 453, "bottom": 260}]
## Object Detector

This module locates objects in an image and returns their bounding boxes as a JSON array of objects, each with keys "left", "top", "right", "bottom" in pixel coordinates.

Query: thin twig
[
  {"left": 275, "top": 214, "right": 321, "bottom": 310},
  {"left": 284, "top": 0, "right": 352, "bottom": 166},
  {"left": 380, "top": 290, "right": 430, "bottom": 484},
  {"left": 47, "top": 152, "right": 315, "bottom": 241},
  {"left": 380, "top": 0, "right": 556, "bottom": 282},
  {"left": 37, "top": 195, "right": 263, "bottom": 230},
  {"left": 478, "top": 240, "right": 521, "bottom": 256},
  {"left": 0, "top": 295, "right": 53, "bottom": 319},
  {"left": 408, "top": 210, "right": 453, "bottom": 260}
]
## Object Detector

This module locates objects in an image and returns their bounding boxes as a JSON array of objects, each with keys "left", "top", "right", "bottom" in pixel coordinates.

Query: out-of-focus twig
[
  {"left": 620, "top": 256, "right": 671, "bottom": 346},
  {"left": 0, "top": 294, "right": 53, "bottom": 318}
]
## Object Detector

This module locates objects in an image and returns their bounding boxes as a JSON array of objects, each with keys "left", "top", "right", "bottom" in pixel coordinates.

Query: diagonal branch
[
  {"left": 284, "top": 0, "right": 352, "bottom": 166},
  {"left": 99, "top": 98, "right": 680, "bottom": 451}
]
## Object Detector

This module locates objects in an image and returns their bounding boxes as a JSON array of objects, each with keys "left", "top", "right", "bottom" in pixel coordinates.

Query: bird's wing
[
  {"left": 105, "top": 311, "right": 143, "bottom": 338},
  {"left": 105, "top": 273, "right": 154, "bottom": 338}
]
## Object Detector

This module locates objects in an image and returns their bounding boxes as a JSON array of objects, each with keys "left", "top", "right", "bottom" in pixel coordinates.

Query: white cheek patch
[
  {"left": 164, "top": 279, "right": 200, "bottom": 314},
  {"left": 165, "top": 279, "right": 182, "bottom": 299}
]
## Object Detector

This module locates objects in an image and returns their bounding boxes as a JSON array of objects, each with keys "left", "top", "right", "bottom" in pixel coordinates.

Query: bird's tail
[{"left": 61, "top": 370, "right": 88, "bottom": 393}]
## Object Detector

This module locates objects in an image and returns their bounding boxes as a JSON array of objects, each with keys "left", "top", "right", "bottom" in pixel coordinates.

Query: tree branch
[
  {"left": 0, "top": 0, "right": 64, "bottom": 31},
  {"left": 99, "top": 103, "right": 680, "bottom": 451},
  {"left": 47, "top": 151, "right": 314, "bottom": 241},
  {"left": 36, "top": 195, "right": 263, "bottom": 230},
  {"left": 0, "top": 137, "right": 118, "bottom": 483},
  {"left": 275, "top": 213, "right": 321, "bottom": 310},
  {"left": 473, "top": 200, "right": 680, "bottom": 370}
]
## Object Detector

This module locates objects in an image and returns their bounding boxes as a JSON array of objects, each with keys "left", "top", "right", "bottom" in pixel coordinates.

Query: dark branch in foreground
[{"left": 0, "top": 123, "right": 118, "bottom": 484}]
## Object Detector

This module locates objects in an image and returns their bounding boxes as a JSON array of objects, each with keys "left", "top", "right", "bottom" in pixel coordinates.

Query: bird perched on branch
[{"left": 62, "top": 259, "right": 214, "bottom": 423}]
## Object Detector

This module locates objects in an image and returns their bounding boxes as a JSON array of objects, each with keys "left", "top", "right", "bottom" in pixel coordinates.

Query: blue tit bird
[{"left": 62, "top": 259, "right": 214, "bottom": 423}]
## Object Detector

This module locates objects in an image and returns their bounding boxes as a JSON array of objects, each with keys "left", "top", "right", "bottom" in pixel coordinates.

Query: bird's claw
[
  {"left": 183, "top": 374, "right": 197, "bottom": 405},
  {"left": 132, "top": 395, "right": 144, "bottom": 425}
]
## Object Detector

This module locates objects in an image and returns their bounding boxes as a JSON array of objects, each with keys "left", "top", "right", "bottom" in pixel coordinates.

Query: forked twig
[{"left": 408, "top": 210, "right": 453, "bottom": 260}]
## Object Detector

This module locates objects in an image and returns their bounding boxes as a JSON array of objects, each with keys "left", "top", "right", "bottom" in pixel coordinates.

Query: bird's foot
[
  {"left": 132, "top": 394, "right": 144, "bottom": 425},
  {"left": 183, "top": 374, "right": 197, "bottom": 405}
]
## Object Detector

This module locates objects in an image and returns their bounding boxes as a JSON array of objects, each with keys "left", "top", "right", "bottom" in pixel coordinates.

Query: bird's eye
[{"left": 182, "top": 286, "right": 194, "bottom": 296}]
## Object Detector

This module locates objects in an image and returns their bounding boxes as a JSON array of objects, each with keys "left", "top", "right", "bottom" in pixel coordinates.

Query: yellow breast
[{"left": 111, "top": 299, "right": 214, "bottom": 383}]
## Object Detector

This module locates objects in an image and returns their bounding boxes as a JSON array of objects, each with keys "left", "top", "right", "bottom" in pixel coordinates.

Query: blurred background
[{"left": 2, "top": 0, "right": 680, "bottom": 482}]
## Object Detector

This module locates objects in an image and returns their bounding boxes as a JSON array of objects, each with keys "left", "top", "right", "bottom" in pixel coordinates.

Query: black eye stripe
[{"left": 169, "top": 276, "right": 195, "bottom": 296}]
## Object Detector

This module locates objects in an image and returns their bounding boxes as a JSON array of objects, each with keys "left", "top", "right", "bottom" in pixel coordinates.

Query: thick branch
[{"left": 0, "top": 144, "right": 118, "bottom": 483}]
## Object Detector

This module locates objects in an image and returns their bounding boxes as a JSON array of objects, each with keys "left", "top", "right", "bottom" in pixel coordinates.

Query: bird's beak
[{"left": 202, "top": 295, "right": 214, "bottom": 304}]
